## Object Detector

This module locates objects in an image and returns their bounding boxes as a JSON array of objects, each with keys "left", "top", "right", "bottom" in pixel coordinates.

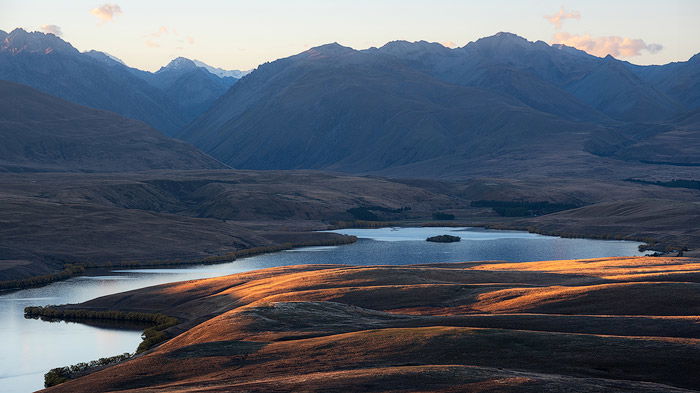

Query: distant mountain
[
  {"left": 0, "top": 28, "right": 242, "bottom": 135},
  {"left": 0, "top": 80, "right": 226, "bottom": 172},
  {"left": 370, "top": 33, "right": 683, "bottom": 123},
  {"left": 179, "top": 42, "right": 596, "bottom": 173},
  {"left": 180, "top": 33, "right": 700, "bottom": 176},
  {"left": 141, "top": 57, "right": 238, "bottom": 122},
  {"left": 84, "top": 50, "right": 126, "bottom": 66},
  {"left": 0, "top": 28, "right": 185, "bottom": 134},
  {"left": 192, "top": 59, "right": 251, "bottom": 78},
  {"left": 629, "top": 53, "right": 700, "bottom": 111}
]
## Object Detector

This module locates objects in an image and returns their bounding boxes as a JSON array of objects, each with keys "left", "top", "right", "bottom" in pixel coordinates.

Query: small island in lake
[{"left": 426, "top": 234, "right": 461, "bottom": 243}]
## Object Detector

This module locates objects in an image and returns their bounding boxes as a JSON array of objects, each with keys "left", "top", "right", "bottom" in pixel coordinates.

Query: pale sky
[{"left": 2, "top": 0, "right": 699, "bottom": 71}]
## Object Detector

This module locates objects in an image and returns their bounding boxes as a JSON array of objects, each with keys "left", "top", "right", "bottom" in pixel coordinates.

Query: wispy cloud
[
  {"left": 39, "top": 24, "right": 63, "bottom": 37},
  {"left": 144, "top": 26, "right": 195, "bottom": 49},
  {"left": 150, "top": 26, "right": 169, "bottom": 38},
  {"left": 553, "top": 32, "right": 663, "bottom": 58},
  {"left": 90, "top": 4, "right": 122, "bottom": 23},
  {"left": 544, "top": 7, "right": 580, "bottom": 29}
]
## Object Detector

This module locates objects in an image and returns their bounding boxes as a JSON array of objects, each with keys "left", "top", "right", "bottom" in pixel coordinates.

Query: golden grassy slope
[{"left": 44, "top": 257, "right": 700, "bottom": 392}]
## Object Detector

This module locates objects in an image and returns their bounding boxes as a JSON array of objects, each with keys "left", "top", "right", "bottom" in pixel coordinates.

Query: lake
[{"left": 0, "top": 227, "right": 644, "bottom": 393}]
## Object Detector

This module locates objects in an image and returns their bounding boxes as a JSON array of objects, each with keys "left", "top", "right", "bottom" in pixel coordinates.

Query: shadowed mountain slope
[
  {"left": 180, "top": 42, "right": 599, "bottom": 173},
  {"left": 630, "top": 53, "right": 700, "bottom": 111},
  {"left": 0, "top": 80, "right": 226, "bottom": 172},
  {"left": 0, "top": 29, "right": 184, "bottom": 134},
  {"left": 139, "top": 57, "right": 239, "bottom": 124},
  {"left": 181, "top": 33, "right": 700, "bottom": 176},
  {"left": 0, "top": 29, "right": 241, "bottom": 135}
]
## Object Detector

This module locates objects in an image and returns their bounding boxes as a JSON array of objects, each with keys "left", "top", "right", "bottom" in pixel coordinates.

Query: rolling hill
[{"left": 36, "top": 257, "right": 700, "bottom": 392}]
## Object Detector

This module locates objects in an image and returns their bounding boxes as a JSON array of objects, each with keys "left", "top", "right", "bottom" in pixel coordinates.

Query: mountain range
[
  {"left": 0, "top": 28, "right": 247, "bottom": 135},
  {"left": 180, "top": 33, "right": 700, "bottom": 176},
  {"left": 1, "top": 29, "right": 699, "bottom": 178}
]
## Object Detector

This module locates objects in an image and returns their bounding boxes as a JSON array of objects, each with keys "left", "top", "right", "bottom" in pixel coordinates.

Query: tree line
[
  {"left": 24, "top": 306, "right": 178, "bottom": 353},
  {"left": 1, "top": 235, "right": 358, "bottom": 291},
  {"left": 0, "top": 264, "right": 85, "bottom": 291},
  {"left": 25, "top": 306, "right": 179, "bottom": 387},
  {"left": 44, "top": 353, "right": 132, "bottom": 388},
  {"left": 470, "top": 200, "right": 581, "bottom": 217},
  {"left": 626, "top": 178, "right": 700, "bottom": 191}
]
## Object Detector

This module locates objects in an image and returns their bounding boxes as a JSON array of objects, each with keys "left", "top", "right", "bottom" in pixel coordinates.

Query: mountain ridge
[
  {"left": 0, "top": 28, "right": 245, "bottom": 135},
  {"left": 180, "top": 33, "right": 700, "bottom": 177}
]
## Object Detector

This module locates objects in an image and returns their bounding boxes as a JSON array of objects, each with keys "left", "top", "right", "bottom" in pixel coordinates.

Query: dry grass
[{"left": 41, "top": 256, "right": 700, "bottom": 392}]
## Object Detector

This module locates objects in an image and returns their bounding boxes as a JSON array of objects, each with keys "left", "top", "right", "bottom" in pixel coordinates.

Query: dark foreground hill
[
  {"left": 0, "top": 80, "right": 225, "bottom": 172},
  {"left": 37, "top": 257, "right": 700, "bottom": 392},
  {"left": 180, "top": 33, "right": 700, "bottom": 177}
]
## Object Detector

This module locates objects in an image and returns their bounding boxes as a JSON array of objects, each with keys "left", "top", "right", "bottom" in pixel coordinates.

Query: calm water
[{"left": 0, "top": 227, "right": 644, "bottom": 392}]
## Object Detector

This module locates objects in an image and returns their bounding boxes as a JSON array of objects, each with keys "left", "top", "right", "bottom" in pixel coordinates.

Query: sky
[{"left": 2, "top": 0, "right": 699, "bottom": 72}]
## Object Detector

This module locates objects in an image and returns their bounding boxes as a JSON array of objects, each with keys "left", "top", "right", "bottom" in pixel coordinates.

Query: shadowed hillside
[
  {"left": 0, "top": 80, "right": 226, "bottom": 172},
  {"left": 180, "top": 33, "right": 700, "bottom": 176},
  {"left": 2, "top": 169, "right": 700, "bottom": 285},
  {"left": 0, "top": 29, "right": 241, "bottom": 134},
  {"left": 36, "top": 256, "right": 700, "bottom": 392},
  {"left": 0, "top": 170, "right": 461, "bottom": 283},
  {"left": 179, "top": 41, "right": 600, "bottom": 173}
]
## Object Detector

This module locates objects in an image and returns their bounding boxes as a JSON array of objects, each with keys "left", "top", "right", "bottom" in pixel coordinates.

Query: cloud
[
  {"left": 145, "top": 27, "right": 195, "bottom": 48},
  {"left": 39, "top": 24, "right": 62, "bottom": 37},
  {"left": 544, "top": 7, "right": 663, "bottom": 58},
  {"left": 544, "top": 7, "right": 581, "bottom": 29},
  {"left": 552, "top": 32, "right": 663, "bottom": 57},
  {"left": 90, "top": 4, "right": 122, "bottom": 23},
  {"left": 150, "top": 26, "right": 169, "bottom": 38},
  {"left": 440, "top": 41, "right": 456, "bottom": 48}
]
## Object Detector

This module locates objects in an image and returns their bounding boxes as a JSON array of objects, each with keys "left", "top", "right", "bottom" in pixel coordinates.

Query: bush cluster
[
  {"left": 24, "top": 307, "right": 178, "bottom": 353},
  {"left": 346, "top": 206, "right": 411, "bottom": 221},
  {"left": 432, "top": 212, "right": 455, "bottom": 220},
  {"left": 0, "top": 264, "right": 85, "bottom": 290},
  {"left": 25, "top": 306, "right": 180, "bottom": 386},
  {"left": 44, "top": 353, "right": 131, "bottom": 387},
  {"left": 1, "top": 236, "right": 358, "bottom": 290},
  {"left": 625, "top": 178, "right": 700, "bottom": 190},
  {"left": 470, "top": 200, "right": 580, "bottom": 217}
]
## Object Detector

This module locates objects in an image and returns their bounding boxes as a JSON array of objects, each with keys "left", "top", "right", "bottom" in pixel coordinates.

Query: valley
[
  {"left": 4, "top": 227, "right": 644, "bottom": 392},
  {"left": 1, "top": 169, "right": 699, "bottom": 287},
  {"left": 1, "top": 9, "right": 699, "bottom": 392}
]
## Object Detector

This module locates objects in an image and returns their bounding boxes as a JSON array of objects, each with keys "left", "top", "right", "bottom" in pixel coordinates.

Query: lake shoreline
[
  {"left": 2, "top": 217, "right": 667, "bottom": 292},
  {"left": 2, "top": 226, "right": 647, "bottom": 393},
  {"left": 0, "top": 234, "right": 358, "bottom": 292}
]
